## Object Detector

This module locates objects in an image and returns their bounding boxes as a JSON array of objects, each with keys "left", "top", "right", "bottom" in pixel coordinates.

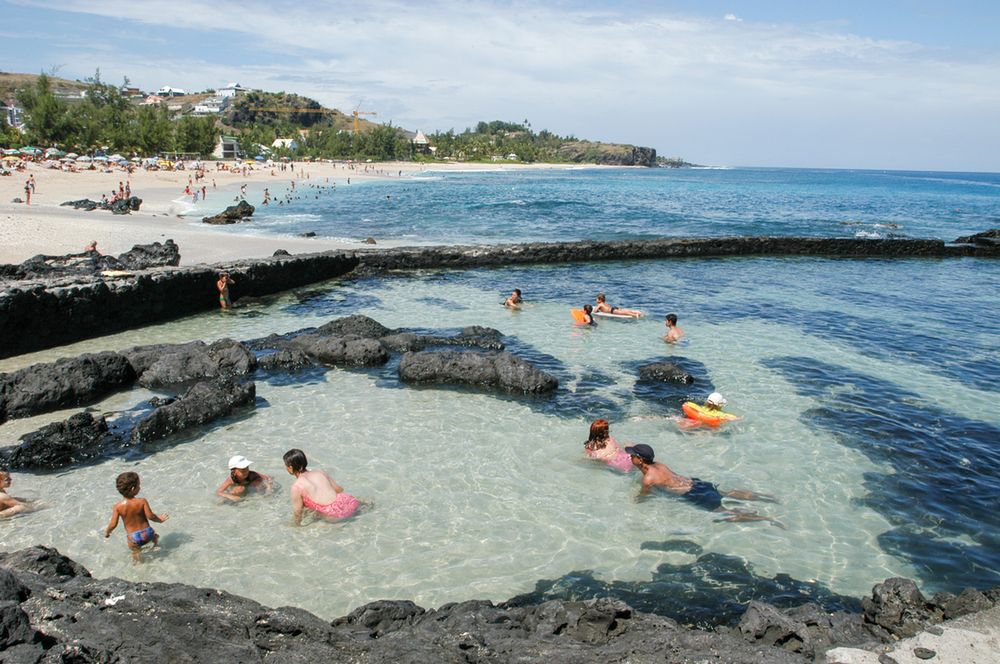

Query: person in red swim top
[{"left": 282, "top": 448, "right": 360, "bottom": 525}]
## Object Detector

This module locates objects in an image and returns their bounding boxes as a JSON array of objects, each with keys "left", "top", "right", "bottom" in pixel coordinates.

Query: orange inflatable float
[{"left": 682, "top": 401, "right": 740, "bottom": 427}]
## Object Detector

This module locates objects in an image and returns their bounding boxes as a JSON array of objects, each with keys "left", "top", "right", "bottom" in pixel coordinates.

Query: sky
[{"left": 2, "top": 0, "right": 999, "bottom": 171}]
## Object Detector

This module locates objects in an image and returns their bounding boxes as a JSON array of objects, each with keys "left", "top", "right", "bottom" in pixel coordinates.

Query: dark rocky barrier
[
  {"left": 0, "top": 252, "right": 359, "bottom": 359},
  {"left": 0, "top": 546, "right": 996, "bottom": 663},
  {"left": 1, "top": 233, "right": 996, "bottom": 360},
  {"left": 355, "top": 234, "right": 998, "bottom": 272}
]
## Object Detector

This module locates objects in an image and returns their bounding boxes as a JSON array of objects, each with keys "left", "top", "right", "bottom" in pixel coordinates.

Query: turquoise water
[
  {"left": 231, "top": 167, "right": 1000, "bottom": 244},
  {"left": 2, "top": 168, "right": 999, "bottom": 623}
]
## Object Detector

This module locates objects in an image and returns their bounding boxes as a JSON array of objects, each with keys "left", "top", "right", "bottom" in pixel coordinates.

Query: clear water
[
  {"left": 2, "top": 253, "right": 998, "bottom": 622},
  {"left": 222, "top": 167, "right": 1000, "bottom": 245}
]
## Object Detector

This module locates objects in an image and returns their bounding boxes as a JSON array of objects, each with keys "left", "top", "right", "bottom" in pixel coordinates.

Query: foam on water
[{"left": 3, "top": 255, "right": 997, "bottom": 620}]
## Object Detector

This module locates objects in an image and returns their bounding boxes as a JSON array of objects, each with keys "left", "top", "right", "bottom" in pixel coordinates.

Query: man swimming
[
  {"left": 664, "top": 313, "right": 684, "bottom": 343},
  {"left": 625, "top": 444, "right": 781, "bottom": 526}
]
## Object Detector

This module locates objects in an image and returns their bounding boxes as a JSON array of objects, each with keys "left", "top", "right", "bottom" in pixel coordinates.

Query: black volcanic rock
[
  {"left": 0, "top": 412, "right": 120, "bottom": 471},
  {"left": 398, "top": 350, "right": 558, "bottom": 394},
  {"left": 123, "top": 339, "right": 257, "bottom": 388},
  {"left": 202, "top": 200, "right": 255, "bottom": 224},
  {"left": 862, "top": 578, "right": 942, "bottom": 639},
  {"left": 316, "top": 314, "right": 392, "bottom": 339},
  {"left": 638, "top": 361, "right": 694, "bottom": 384},
  {"left": 289, "top": 334, "right": 390, "bottom": 367},
  {"left": 131, "top": 380, "right": 256, "bottom": 444},
  {"left": 0, "top": 352, "right": 136, "bottom": 423},
  {"left": 115, "top": 239, "right": 178, "bottom": 269}
]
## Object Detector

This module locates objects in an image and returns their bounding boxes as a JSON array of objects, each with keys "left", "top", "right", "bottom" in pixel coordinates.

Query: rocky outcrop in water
[
  {"left": 123, "top": 339, "right": 257, "bottom": 388},
  {"left": 1, "top": 547, "right": 997, "bottom": 663},
  {"left": 637, "top": 361, "right": 694, "bottom": 384},
  {"left": 0, "top": 412, "right": 120, "bottom": 471},
  {"left": 0, "top": 352, "right": 135, "bottom": 424},
  {"left": 131, "top": 379, "right": 256, "bottom": 444},
  {"left": 288, "top": 334, "right": 390, "bottom": 367},
  {"left": 398, "top": 350, "right": 559, "bottom": 394},
  {"left": 202, "top": 200, "right": 255, "bottom": 224}
]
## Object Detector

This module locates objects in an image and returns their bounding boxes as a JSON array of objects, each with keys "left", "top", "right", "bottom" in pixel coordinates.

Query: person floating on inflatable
[
  {"left": 595, "top": 293, "right": 644, "bottom": 318},
  {"left": 571, "top": 303, "right": 597, "bottom": 325},
  {"left": 682, "top": 392, "right": 740, "bottom": 427}
]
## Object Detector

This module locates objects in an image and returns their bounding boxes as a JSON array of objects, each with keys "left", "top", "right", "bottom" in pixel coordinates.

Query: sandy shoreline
[{"left": 0, "top": 160, "right": 600, "bottom": 266}]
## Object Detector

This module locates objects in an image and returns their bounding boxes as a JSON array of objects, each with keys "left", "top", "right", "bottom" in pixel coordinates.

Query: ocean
[{"left": 1, "top": 166, "right": 998, "bottom": 624}]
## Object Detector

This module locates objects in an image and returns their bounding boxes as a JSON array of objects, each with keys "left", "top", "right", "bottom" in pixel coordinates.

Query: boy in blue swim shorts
[{"left": 104, "top": 471, "right": 169, "bottom": 562}]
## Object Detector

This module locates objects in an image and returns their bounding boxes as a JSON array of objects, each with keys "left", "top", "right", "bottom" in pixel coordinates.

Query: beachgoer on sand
[
  {"left": 282, "top": 448, "right": 360, "bottom": 525},
  {"left": 625, "top": 444, "right": 782, "bottom": 526},
  {"left": 104, "top": 472, "right": 169, "bottom": 562}
]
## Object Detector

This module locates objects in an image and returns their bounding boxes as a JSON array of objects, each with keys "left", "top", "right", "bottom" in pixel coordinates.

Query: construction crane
[{"left": 352, "top": 109, "right": 377, "bottom": 134}]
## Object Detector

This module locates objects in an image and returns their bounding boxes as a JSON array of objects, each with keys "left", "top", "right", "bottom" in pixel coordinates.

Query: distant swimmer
[
  {"left": 625, "top": 444, "right": 781, "bottom": 526},
  {"left": 664, "top": 313, "right": 684, "bottom": 343},
  {"left": 503, "top": 288, "right": 523, "bottom": 309},
  {"left": 283, "top": 448, "right": 361, "bottom": 525},
  {"left": 595, "top": 293, "right": 643, "bottom": 318},
  {"left": 584, "top": 419, "right": 634, "bottom": 472},
  {"left": 216, "top": 455, "right": 273, "bottom": 503}
]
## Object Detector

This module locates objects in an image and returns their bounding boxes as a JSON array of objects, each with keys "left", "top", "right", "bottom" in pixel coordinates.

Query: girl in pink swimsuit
[
  {"left": 282, "top": 448, "right": 361, "bottom": 524},
  {"left": 584, "top": 419, "right": 634, "bottom": 472}
]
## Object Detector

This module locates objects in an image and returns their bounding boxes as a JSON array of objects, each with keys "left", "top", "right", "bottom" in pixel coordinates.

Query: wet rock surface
[
  {"left": 202, "top": 200, "right": 255, "bottom": 224},
  {"left": 123, "top": 339, "right": 257, "bottom": 388},
  {"left": 1, "top": 547, "right": 996, "bottom": 664},
  {"left": 398, "top": 350, "right": 559, "bottom": 394},
  {"left": 637, "top": 360, "right": 695, "bottom": 384},
  {"left": 131, "top": 379, "right": 256, "bottom": 444},
  {"left": 0, "top": 412, "right": 120, "bottom": 471},
  {"left": 0, "top": 240, "right": 177, "bottom": 281},
  {"left": 0, "top": 352, "right": 135, "bottom": 423}
]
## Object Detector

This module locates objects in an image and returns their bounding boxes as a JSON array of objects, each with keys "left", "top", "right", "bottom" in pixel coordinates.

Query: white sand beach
[{"left": 0, "top": 160, "right": 589, "bottom": 266}]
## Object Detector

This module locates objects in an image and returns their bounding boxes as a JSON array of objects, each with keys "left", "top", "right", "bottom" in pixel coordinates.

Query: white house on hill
[
  {"left": 272, "top": 138, "right": 298, "bottom": 151},
  {"left": 218, "top": 83, "right": 247, "bottom": 98}
]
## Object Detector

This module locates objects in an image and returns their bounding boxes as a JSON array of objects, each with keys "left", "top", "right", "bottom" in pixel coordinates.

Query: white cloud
[
  {"left": 724, "top": 13, "right": 742, "bottom": 22},
  {"left": 12, "top": 0, "right": 1000, "bottom": 169}
]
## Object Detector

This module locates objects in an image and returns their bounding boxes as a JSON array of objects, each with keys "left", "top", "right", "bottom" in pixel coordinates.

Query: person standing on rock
[
  {"left": 217, "top": 272, "right": 235, "bottom": 309},
  {"left": 626, "top": 444, "right": 782, "bottom": 526},
  {"left": 282, "top": 448, "right": 361, "bottom": 525}
]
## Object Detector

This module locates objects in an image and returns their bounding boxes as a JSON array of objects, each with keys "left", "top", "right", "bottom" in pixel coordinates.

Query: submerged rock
[
  {"left": 638, "top": 361, "right": 695, "bottom": 384},
  {"left": 0, "top": 352, "right": 136, "bottom": 423},
  {"left": 398, "top": 350, "right": 558, "bottom": 394}
]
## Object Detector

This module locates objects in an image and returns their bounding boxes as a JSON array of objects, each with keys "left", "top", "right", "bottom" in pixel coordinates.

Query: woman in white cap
[
  {"left": 216, "top": 455, "right": 273, "bottom": 502},
  {"left": 704, "top": 392, "right": 728, "bottom": 411}
]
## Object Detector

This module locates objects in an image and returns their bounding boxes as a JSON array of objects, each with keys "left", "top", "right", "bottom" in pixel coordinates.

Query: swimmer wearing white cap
[
  {"left": 704, "top": 392, "right": 728, "bottom": 411},
  {"left": 216, "top": 455, "right": 273, "bottom": 502}
]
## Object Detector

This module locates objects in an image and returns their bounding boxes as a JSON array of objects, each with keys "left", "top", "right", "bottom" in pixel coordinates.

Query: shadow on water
[
  {"left": 279, "top": 286, "right": 382, "bottom": 318},
  {"left": 505, "top": 547, "right": 861, "bottom": 628},
  {"left": 764, "top": 355, "right": 1000, "bottom": 591}
]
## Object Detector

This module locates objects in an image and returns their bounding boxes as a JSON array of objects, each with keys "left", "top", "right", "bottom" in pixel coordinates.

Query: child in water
[
  {"left": 216, "top": 455, "right": 273, "bottom": 502},
  {"left": 104, "top": 472, "right": 168, "bottom": 562}
]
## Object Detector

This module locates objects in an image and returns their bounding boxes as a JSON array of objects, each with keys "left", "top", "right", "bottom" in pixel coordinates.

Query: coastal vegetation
[{"left": 3, "top": 72, "right": 663, "bottom": 166}]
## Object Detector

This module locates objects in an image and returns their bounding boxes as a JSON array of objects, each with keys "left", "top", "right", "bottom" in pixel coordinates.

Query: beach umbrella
[
  {"left": 2, "top": 148, "right": 20, "bottom": 156},
  {"left": 65, "top": 152, "right": 79, "bottom": 159},
  {"left": 253, "top": 156, "right": 265, "bottom": 161},
  {"left": 130, "top": 157, "right": 142, "bottom": 162},
  {"left": 76, "top": 155, "right": 93, "bottom": 162},
  {"left": 1, "top": 155, "right": 19, "bottom": 161},
  {"left": 107, "top": 154, "right": 125, "bottom": 161},
  {"left": 20, "top": 147, "right": 41, "bottom": 156},
  {"left": 93, "top": 156, "right": 109, "bottom": 162},
  {"left": 45, "top": 148, "right": 66, "bottom": 157}
]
